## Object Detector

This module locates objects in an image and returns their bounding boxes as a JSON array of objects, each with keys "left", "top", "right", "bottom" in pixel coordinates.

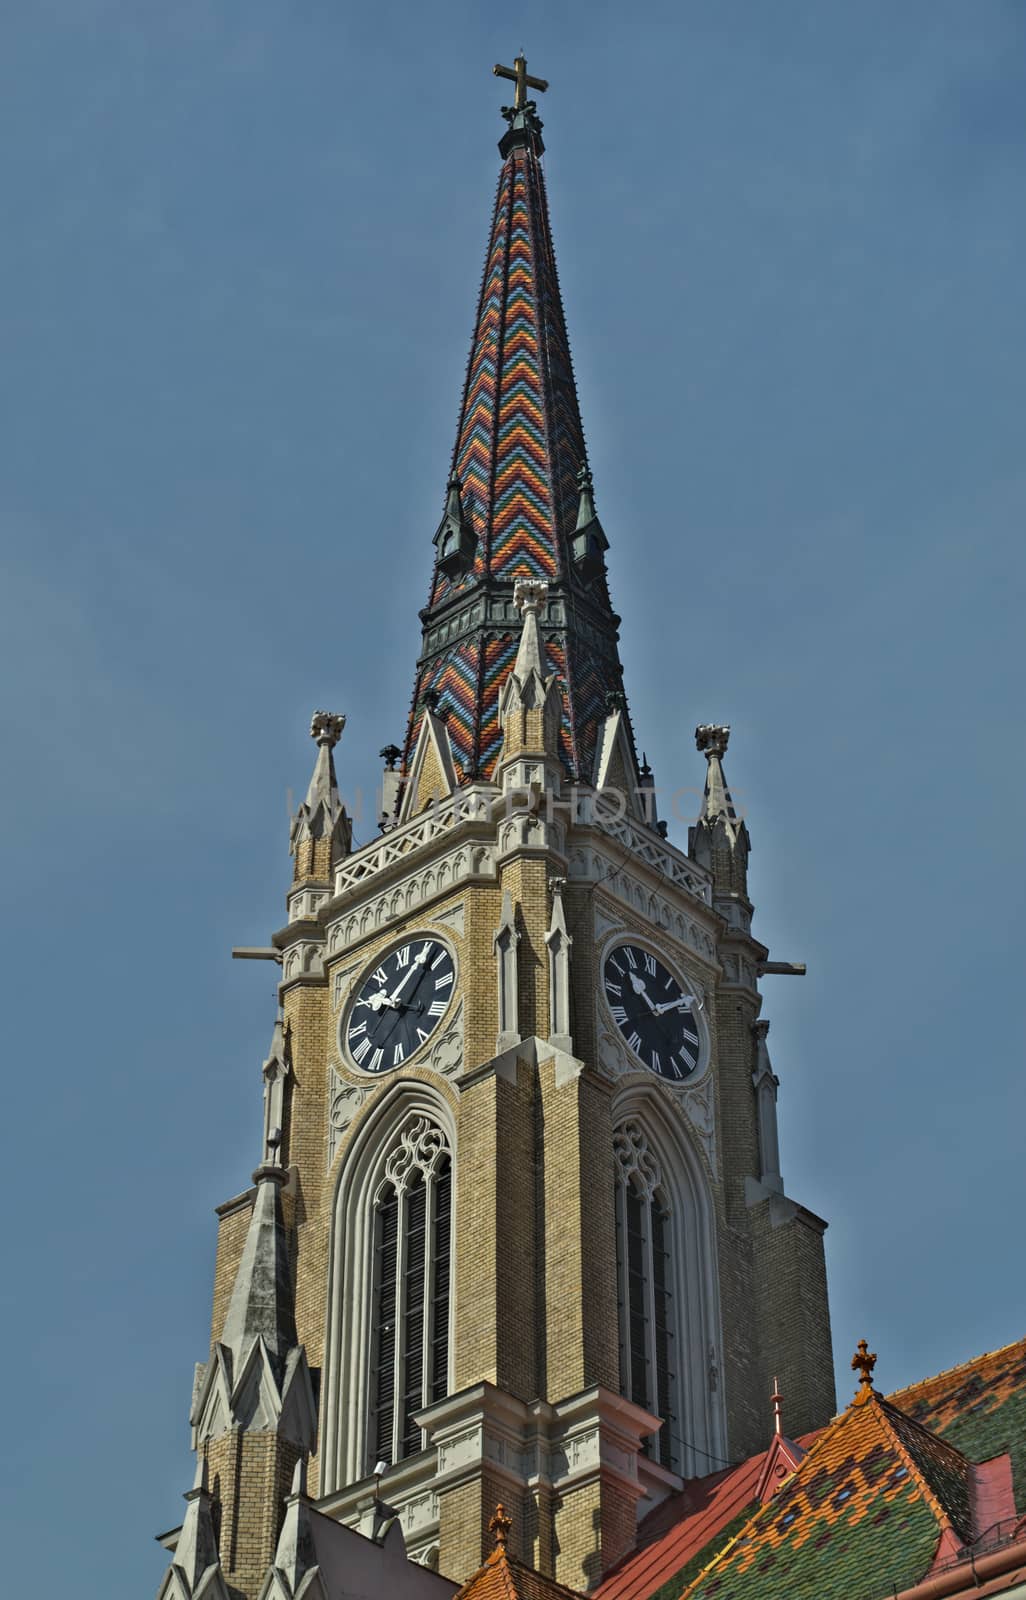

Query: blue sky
[{"left": 1, "top": 3, "right": 1024, "bottom": 1593}]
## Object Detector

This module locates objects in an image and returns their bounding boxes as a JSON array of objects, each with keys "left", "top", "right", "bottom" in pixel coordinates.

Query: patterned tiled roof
[
  {"left": 892, "top": 1336, "right": 1026, "bottom": 1514},
  {"left": 679, "top": 1389, "right": 958, "bottom": 1600},
  {"left": 451, "top": 1542, "right": 588, "bottom": 1600},
  {"left": 596, "top": 1337, "right": 1026, "bottom": 1600},
  {"left": 403, "top": 106, "right": 632, "bottom": 786}
]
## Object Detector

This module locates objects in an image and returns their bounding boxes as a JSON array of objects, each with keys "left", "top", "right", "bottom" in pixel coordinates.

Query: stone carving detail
[
  {"left": 614, "top": 1119, "right": 664, "bottom": 1199},
  {"left": 587, "top": 811, "right": 711, "bottom": 904},
  {"left": 580, "top": 870, "right": 716, "bottom": 961},
  {"left": 327, "top": 1079, "right": 372, "bottom": 1167},
  {"left": 437, "top": 1425, "right": 481, "bottom": 1474},
  {"left": 327, "top": 843, "right": 495, "bottom": 955},
  {"left": 332, "top": 791, "right": 491, "bottom": 903},
  {"left": 381, "top": 1115, "right": 451, "bottom": 1193},
  {"left": 332, "top": 962, "right": 360, "bottom": 1011},
  {"left": 600, "top": 1041, "right": 718, "bottom": 1172},
  {"left": 283, "top": 942, "right": 324, "bottom": 981},
  {"left": 428, "top": 999, "right": 464, "bottom": 1077},
  {"left": 431, "top": 902, "right": 466, "bottom": 937},
  {"left": 678, "top": 1073, "right": 717, "bottom": 1170}
]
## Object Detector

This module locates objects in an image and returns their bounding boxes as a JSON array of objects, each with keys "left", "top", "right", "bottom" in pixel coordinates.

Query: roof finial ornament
[
  {"left": 310, "top": 710, "right": 345, "bottom": 748},
  {"left": 493, "top": 53, "right": 548, "bottom": 112},
  {"left": 489, "top": 1503, "right": 512, "bottom": 1550},
  {"left": 852, "top": 1338, "right": 878, "bottom": 1392},
  {"left": 771, "top": 1376, "right": 784, "bottom": 1436}
]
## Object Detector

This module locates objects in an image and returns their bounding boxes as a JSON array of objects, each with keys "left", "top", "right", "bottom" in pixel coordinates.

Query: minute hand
[
  {"left": 388, "top": 944, "right": 432, "bottom": 1006},
  {"left": 653, "top": 994, "right": 700, "bottom": 1016}
]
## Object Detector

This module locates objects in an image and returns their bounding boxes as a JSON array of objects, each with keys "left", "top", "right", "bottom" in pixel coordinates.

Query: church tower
[{"left": 156, "top": 58, "right": 834, "bottom": 1596}]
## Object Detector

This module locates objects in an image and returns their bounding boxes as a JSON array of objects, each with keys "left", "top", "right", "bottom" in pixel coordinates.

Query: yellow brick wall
[{"left": 206, "top": 1431, "right": 300, "bottom": 1600}]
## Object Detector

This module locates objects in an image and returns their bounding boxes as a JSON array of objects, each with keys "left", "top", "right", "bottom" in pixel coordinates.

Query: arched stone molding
[
  {"left": 321, "top": 1079, "right": 458, "bottom": 1494},
  {"left": 611, "top": 1083, "right": 727, "bottom": 1480}
]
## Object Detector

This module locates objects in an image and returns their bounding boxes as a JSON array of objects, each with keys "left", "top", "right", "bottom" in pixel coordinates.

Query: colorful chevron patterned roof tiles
[
  {"left": 403, "top": 103, "right": 632, "bottom": 786},
  {"left": 595, "top": 1336, "right": 1026, "bottom": 1600}
]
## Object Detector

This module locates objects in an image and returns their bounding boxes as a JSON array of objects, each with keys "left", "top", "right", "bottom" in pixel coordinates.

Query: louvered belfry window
[
  {"left": 614, "top": 1120, "right": 679, "bottom": 1473},
  {"left": 368, "top": 1117, "right": 452, "bottom": 1468}
]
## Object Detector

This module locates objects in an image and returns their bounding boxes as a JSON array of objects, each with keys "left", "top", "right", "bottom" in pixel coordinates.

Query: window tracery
[
  {"left": 367, "top": 1115, "right": 453, "bottom": 1469},
  {"left": 614, "top": 1117, "right": 678, "bottom": 1472}
]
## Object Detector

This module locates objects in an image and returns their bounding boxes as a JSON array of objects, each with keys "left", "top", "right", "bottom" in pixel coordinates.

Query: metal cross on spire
[{"left": 493, "top": 53, "right": 549, "bottom": 110}]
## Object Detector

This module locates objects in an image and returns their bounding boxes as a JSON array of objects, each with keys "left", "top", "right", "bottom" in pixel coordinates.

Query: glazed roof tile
[
  {"left": 452, "top": 1545, "right": 587, "bottom": 1600},
  {"left": 402, "top": 103, "right": 634, "bottom": 787},
  {"left": 891, "top": 1336, "right": 1026, "bottom": 1512},
  {"left": 596, "top": 1336, "right": 1026, "bottom": 1600},
  {"left": 678, "top": 1388, "right": 955, "bottom": 1600}
]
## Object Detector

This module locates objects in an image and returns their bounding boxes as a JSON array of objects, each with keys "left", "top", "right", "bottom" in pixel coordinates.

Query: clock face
[
  {"left": 345, "top": 938, "right": 456, "bottom": 1074},
  {"left": 603, "top": 942, "right": 703, "bottom": 1081}
]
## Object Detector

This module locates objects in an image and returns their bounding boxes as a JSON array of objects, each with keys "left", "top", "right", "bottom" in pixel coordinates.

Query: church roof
[
  {"left": 451, "top": 1543, "right": 587, "bottom": 1600},
  {"left": 594, "top": 1336, "right": 1026, "bottom": 1600},
  {"left": 451, "top": 1506, "right": 588, "bottom": 1600},
  {"left": 403, "top": 88, "right": 634, "bottom": 789}
]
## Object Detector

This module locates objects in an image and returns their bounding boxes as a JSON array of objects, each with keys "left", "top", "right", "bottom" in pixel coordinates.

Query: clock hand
[
  {"left": 387, "top": 943, "right": 433, "bottom": 1006},
  {"left": 357, "top": 990, "right": 397, "bottom": 1013},
  {"left": 628, "top": 971, "right": 657, "bottom": 1013},
  {"left": 652, "top": 993, "right": 701, "bottom": 1017}
]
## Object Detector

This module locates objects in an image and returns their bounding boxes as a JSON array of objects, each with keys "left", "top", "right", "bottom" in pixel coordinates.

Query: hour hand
[
  {"left": 628, "top": 972, "right": 657, "bottom": 1012},
  {"left": 358, "top": 990, "right": 396, "bottom": 1013}
]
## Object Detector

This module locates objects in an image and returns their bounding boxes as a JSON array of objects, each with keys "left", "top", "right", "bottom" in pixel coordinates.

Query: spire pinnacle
[
  {"left": 571, "top": 461, "right": 609, "bottom": 581},
  {"left": 168, "top": 1453, "right": 221, "bottom": 1595},
  {"left": 290, "top": 710, "right": 351, "bottom": 878},
  {"left": 695, "top": 724, "right": 738, "bottom": 823},
  {"left": 219, "top": 1163, "right": 297, "bottom": 1375},
  {"left": 433, "top": 474, "right": 477, "bottom": 579},
  {"left": 771, "top": 1377, "right": 783, "bottom": 1436}
]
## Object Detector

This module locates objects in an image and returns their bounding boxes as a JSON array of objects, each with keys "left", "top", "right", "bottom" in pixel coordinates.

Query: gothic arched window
[
  {"left": 367, "top": 1116, "right": 452, "bottom": 1469},
  {"left": 614, "top": 1119, "right": 679, "bottom": 1473}
]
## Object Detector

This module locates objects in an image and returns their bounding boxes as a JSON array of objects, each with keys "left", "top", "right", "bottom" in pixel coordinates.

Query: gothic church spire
[{"left": 403, "top": 77, "right": 634, "bottom": 790}]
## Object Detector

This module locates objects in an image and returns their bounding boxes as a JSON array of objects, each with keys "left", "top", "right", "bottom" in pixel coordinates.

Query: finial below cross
[
  {"left": 852, "top": 1338, "right": 878, "bottom": 1390},
  {"left": 489, "top": 1503, "right": 512, "bottom": 1549},
  {"left": 493, "top": 53, "right": 549, "bottom": 111}
]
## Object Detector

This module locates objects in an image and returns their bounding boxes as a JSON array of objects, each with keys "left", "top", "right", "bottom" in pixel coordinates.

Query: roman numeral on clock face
[
  {"left": 611, "top": 1004, "right": 628, "bottom": 1026},
  {"left": 644, "top": 952, "right": 656, "bottom": 976},
  {"left": 428, "top": 999, "right": 447, "bottom": 1016},
  {"left": 396, "top": 946, "right": 410, "bottom": 967}
]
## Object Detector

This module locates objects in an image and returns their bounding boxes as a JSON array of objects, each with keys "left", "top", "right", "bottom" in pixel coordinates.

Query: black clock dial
[
  {"left": 345, "top": 939, "right": 456, "bottom": 1074},
  {"left": 603, "top": 942, "right": 702, "bottom": 1081}
]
